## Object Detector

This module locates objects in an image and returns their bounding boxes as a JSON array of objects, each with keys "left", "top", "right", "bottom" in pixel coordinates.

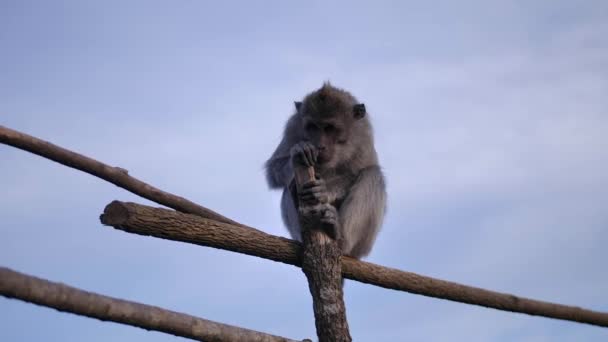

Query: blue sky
[{"left": 1, "top": 1, "right": 607, "bottom": 341}]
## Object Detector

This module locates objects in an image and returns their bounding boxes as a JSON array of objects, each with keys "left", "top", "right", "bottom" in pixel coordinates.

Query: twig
[
  {"left": 0, "top": 125, "right": 239, "bottom": 225},
  {"left": 100, "top": 201, "right": 608, "bottom": 328},
  {"left": 0, "top": 267, "right": 303, "bottom": 342}
]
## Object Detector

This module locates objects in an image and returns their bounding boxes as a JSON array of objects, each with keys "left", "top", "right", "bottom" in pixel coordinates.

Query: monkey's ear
[
  {"left": 353, "top": 103, "right": 366, "bottom": 119},
  {"left": 294, "top": 101, "right": 302, "bottom": 112}
]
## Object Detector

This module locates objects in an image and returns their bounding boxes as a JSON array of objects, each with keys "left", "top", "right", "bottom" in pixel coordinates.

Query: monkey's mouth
[{"left": 316, "top": 153, "right": 331, "bottom": 165}]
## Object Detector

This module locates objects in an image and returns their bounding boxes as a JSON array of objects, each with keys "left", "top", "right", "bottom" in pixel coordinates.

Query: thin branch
[
  {"left": 0, "top": 125, "right": 239, "bottom": 225},
  {"left": 101, "top": 201, "right": 608, "bottom": 328},
  {"left": 293, "top": 165, "right": 351, "bottom": 342},
  {"left": 0, "top": 267, "right": 303, "bottom": 342}
]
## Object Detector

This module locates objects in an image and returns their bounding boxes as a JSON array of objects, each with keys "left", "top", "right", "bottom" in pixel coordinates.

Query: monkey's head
[{"left": 295, "top": 83, "right": 367, "bottom": 169}]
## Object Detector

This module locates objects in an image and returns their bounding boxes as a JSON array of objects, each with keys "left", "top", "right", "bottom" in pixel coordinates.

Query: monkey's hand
[
  {"left": 299, "top": 177, "right": 329, "bottom": 206},
  {"left": 290, "top": 141, "right": 318, "bottom": 167}
]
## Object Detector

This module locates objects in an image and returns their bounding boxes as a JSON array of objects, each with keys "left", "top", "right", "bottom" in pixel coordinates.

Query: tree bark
[
  {"left": 293, "top": 166, "right": 352, "bottom": 342},
  {"left": 100, "top": 201, "right": 608, "bottom": 328},
  {"left": 0, "top": 267, "right": 303, "bottom": 342}
]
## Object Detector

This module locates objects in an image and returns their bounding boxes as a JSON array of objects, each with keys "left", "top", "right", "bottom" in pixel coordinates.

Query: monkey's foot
[
  {"left": 298, "top": 203, "right": 340, "bottom": 240},
  {"left": 319, "top": 205, "right": 339, "bottom": 240}
]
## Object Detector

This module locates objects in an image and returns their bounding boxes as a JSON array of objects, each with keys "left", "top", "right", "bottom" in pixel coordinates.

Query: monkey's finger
[
  {"left": 306, "top": 178, "right": 325, "bottom": 185},
  {"left": 301, "top": 197, "right": 326, "bottom": 206},
  {"left": 300, "top": 194, "right": 321, "bottom": 203},
  {"left": 307, "top": 184, "right": 325, "bottom": 191},
  {"left": 298, "top": 143, "right": 310, "bottom": 163},
  {"left": 299, "top": 191, "right": 317, "bottom": 198},
  {"left": 299, "top": 149, "right": 311, "bottom": 166},
  {"left": 304, "top": 148, "right": 316, "bottom": 166},
  {"left": 321, "top": 205, "right": 337, "bottom": 216},
  {"left": 306, "top": 143, "right": 318, "bottom": 163},
  {"left": 303, "top": 177, "right": 324, "bottom": 186},
  {"left": 301, "top": 180, "right": 316, "bottom": 188},
  {"left": 292, "top": 147, "right": 307, "bottom": 165},
  {"left": 296, "top": 146, "right": 307, "bottom": 162},
  {"left": 304, "top": 188, "right": 327, "bottom": 197},
  {"left": 301, "top": 181, "right": 323, "bottom": 189},
  {"left": 300, "top": 188, "right": 327, "bottom": 198},
  {"left": 310, "top": 148, "right": 318, "bottom": 164},
  {"left": 301, "top": 199, "right": 319, "bottom": 206}
]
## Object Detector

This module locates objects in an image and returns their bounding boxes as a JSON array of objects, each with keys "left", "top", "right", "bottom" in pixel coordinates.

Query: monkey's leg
[
  {"left": 338, "top": 166, "right": 387, "bottom": 259},
  {"left": 320, "top": 204, "right": 341, "bottom": 242}
]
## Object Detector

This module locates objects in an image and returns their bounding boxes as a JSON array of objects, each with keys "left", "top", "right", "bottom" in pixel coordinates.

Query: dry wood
[
  {"left": 0, "top": 267, "right": 302, "bottom": 342},
  {"left": 101, "top": 201, "right": 608, "bottom": 328},
  {"left": 0, "top": 125, "right": 238, "bottom": 225},
  {"left": 293, "top": 165, "right": 351, "bottom": 342},
  {"left": 3, "top": 124, "right": 607, "bottom": 330},
  {"left": 101, "top": 200, "right": 301, "bottom": 264}
]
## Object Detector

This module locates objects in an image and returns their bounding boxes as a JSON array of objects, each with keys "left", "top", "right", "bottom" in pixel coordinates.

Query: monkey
[{"left": 265, "top": 82, "right": 386, "bottom": 259}]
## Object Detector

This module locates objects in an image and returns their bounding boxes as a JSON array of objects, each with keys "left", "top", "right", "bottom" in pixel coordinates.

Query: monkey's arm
[
  {"left": 279, "top": 180, "right": 303, "bottom": 241},
  {"left": 265, "top": 115, "right": 302, "bottom": 188},
  {"left": 338, "top": 165, "right": 387, "bottom": 259},
  {"left": 266, "top": 152, "right": 293, "bottom": 189}
]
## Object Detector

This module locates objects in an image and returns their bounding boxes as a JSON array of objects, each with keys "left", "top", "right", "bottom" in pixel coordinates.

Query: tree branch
[
  {"left": 293, "top": 165, "right": 351, "bottom": 342},
  {"left": 0, "top": 267, "right": 303, "bottom": 342},
  {"left": 0, "top": 125, "right": 238, "bottom": 225},
  {"left": 3, "top": 125, "right": 607, "bottom": 329},
  {"left": 100, "top": 201, "right": 608, "bottom": 328}
]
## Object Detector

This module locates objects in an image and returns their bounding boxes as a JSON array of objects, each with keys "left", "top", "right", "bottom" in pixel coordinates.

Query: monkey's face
[
  {"left": 303, "top": 117, "right": 346, "bottom": 167},
  {"left": 296, "top": 84, "right": 367, "bottom": 169}
]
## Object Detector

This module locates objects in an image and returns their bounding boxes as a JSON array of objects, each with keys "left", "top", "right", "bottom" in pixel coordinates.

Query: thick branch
[
  {"left": 0, "top": 267, "right": 302, "bottom": 342},
  {"left": 101, "top": 201, "right": 608, "bottom": 328},
  {"left": 0, "top": 125, "right": 238, "bottom": 225},
  {"left": 293, "top": 165, "right": 351, "bottom": 342},
  {"left": 101, "top": 200, "right": 301, "bottom": 264}
]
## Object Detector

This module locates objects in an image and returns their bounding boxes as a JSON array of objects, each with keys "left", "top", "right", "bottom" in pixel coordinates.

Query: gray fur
[{"left": 265, "top": 83, "right": 386, "bottom": 259}]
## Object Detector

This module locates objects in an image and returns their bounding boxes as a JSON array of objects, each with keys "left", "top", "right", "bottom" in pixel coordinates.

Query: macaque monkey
[{"left": 265, "top": 82, "right": 386, "bottom": 259}]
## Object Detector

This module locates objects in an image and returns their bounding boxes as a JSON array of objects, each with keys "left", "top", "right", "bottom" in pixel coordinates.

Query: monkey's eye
[
  {"left": 305, "top": 123, "right": 318, "bottom": 132},
  {"left": 324, "top": 125, "right": 336, "bottom": 133}
]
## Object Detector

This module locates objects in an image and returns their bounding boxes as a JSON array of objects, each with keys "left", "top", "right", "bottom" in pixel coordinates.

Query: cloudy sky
[{"left": 1, "top": 1, "right": 607, "bottom": 341}]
